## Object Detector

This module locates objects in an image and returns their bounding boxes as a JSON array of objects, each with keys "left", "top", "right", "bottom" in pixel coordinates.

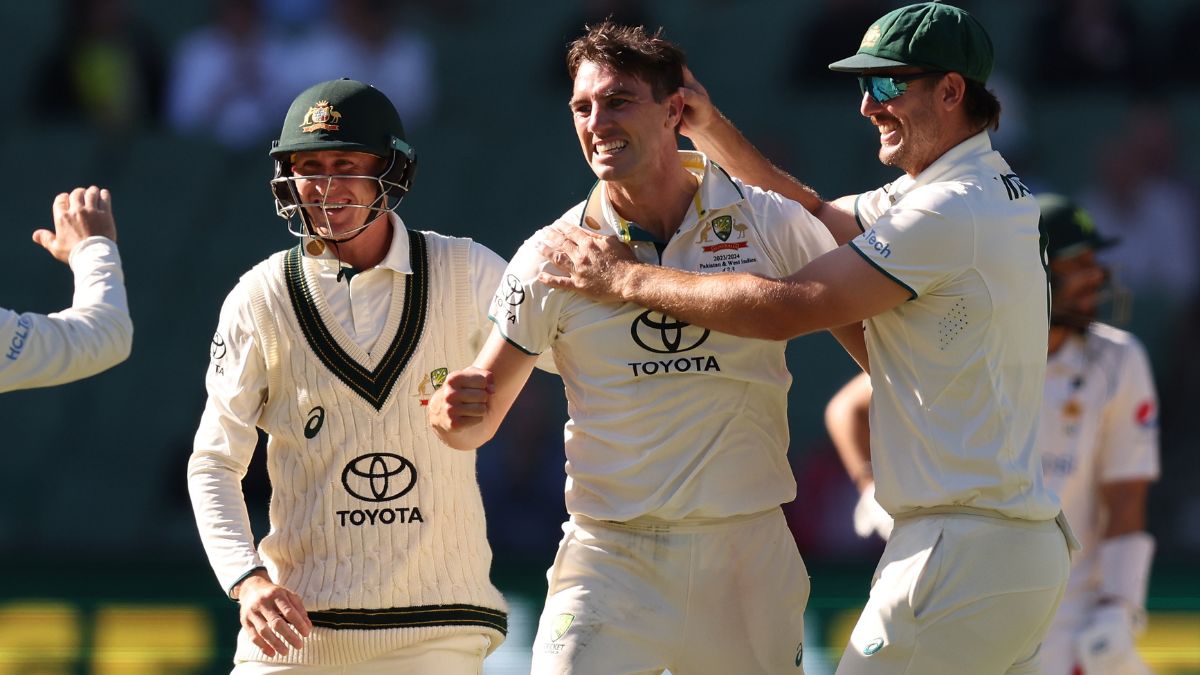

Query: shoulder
[
  {"left": 239, "top": 248, "right": 292, "bottom": 286},
  {"left": 901, "top": 182, "right": 975, "bottom": 219}
]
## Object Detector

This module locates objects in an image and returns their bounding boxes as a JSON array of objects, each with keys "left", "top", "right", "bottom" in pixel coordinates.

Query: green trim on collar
[{"left": 283, "top": 230, "right": 429, "bottom": 410}]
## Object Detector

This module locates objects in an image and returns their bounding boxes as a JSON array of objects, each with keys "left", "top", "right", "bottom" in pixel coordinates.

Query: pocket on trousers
[{"left": 907, "top": 526, "right": 945, "bottom": 621}]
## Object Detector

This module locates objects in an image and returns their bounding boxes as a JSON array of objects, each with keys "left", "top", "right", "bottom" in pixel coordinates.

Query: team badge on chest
[
  {"left": 697, "top": 214, "right": 757, "bottom": 271},
  {"left": 415, "top": 367, "right": 448, "bottom": 406}
]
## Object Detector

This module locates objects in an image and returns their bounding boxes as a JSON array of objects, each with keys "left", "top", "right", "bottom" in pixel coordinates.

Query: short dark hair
[
  {"left": 566, "top": 21, "right": 686, "bottom": 102},
  {"left": 963, "top": 79, "right": 1001, "bottom": 133}
]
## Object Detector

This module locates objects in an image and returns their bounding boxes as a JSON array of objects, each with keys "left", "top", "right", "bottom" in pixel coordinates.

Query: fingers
[
  {"left": 446, "top": 367, "right": 494, "bottom": 395},
  {"left": 536, "top": 243, "right": 574, "bottom": 272},
  {"left": 52, "top": 191, "right": 70, "bottom": 221},
  {"left": 278, "top": 588, "right": 313, "bottom": 636},
  {"left": 240, "top": 585, "right": 311, "bottom": 657},
  {"left": 537, "top": 270, "right": 579, "bottom": 290},
  {"left": 431, "top": 369, "right": 494, "bottom": 430},
  {"left": 82, "top": 185, "right": 101, "bottom": 211}
]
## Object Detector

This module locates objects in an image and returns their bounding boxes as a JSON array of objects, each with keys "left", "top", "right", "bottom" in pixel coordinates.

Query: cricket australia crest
[
  {"left": 711, "top": 215, "right": 733, "bottom": 242},
  {"left": 300, "top": 100, "right": 342, "bottom": 133},
  {"left": 415, "top": 367, "right": 449, "bottom": 406}
]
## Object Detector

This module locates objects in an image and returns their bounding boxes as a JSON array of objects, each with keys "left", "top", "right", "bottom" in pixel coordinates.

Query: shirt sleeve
[
  {"left": 744, "top": 183, "right": 838, "bottom": 275},
  {"left": 0, "top": 237, "right": 132, "bottom": 393},
  {"left": 1097, "top": 336, "right": 1160, "bottom": 483},
  {"left": 469, "top": 241, "right": 506, "bottom": 354},
  {"left": 848, "top": 186, "right": 975, "bottom": 299},
  {"left": 186, "top": 279, "right": 270, "bottom": 596},
  {"left": 487, "top": 229, "right": 568, "bottom": 357}
]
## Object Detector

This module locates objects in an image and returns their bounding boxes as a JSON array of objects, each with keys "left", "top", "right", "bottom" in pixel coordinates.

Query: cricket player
[
  {"left": 187, "top": 78, "right": 510, "bottom": 673},
  {"left": 538, "top": 4, "right": 1077, "bottom": 673},
  {"left": 429, "top": 22, "right": 864, "bottom": 674},
  {"left": 826, "top": 196, "right": 1160, "bottom": 675},
  {"left": 1, "top": 185, "right": 131, "bottom": 393}
]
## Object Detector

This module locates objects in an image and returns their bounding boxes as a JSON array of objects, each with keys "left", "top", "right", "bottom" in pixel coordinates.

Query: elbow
[
  {"left": 749, "top": 308, "right": 809, "bottom": 341},
  {"left": 113, "top": 314, "right": 134, "bottom": 364}
]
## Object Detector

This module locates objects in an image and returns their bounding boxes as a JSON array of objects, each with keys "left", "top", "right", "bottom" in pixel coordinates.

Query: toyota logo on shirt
[
  {"left": 341, "top": 453, "right": 418, "bottom": 502},
  {"left": 630, "top": 310, "right": 710, "bottom": 353}
]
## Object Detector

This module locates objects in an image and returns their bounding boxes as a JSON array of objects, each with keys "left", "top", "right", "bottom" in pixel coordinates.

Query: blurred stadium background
[{"left": 0, "top": 0, "right": 1197, "bottom": 672}]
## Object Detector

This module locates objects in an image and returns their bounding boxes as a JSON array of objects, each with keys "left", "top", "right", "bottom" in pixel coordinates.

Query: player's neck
[
  {"left": 605, "top": 168, "right": 698, "bottom": 241},
  {"left": 331, "top": 216, "right": 392, "bottom": 270}
]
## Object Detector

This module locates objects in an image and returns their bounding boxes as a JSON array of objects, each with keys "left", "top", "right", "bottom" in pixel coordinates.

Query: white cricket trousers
[
  {"left": 836, "top": 511, "right": 1072, "bottom": 675},
  {"left": 229, "top": 632, "right": 490, "bottom": 674},
  {"left": 530, "top": 508, "right": 811, "bottom": 675}
]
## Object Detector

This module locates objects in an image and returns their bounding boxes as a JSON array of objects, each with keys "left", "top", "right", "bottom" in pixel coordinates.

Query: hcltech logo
[{"left": 337, "top": 453, "right": 423, "bottom": 527}]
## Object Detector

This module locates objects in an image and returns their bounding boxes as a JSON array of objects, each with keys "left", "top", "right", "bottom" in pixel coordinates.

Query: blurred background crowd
[{"left": 0, "top": 0, "right": 1197, "bottom": 672}]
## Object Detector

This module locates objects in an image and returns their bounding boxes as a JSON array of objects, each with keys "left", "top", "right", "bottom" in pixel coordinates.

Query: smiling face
[
  {"left": 291, "top": 150, "right": 387, "bottom": 239},
  {"left": 858, "top": 70, "right": 949, "bottom": 176},
  {"left": 570, "top": 60, "right": 680, "bottom": 185}
]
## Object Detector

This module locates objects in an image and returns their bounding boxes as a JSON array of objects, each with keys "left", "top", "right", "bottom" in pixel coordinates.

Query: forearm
[
  {"left": 0, "top": 239, "right": 132, "bottom": 392},
  {"left": 187, "top": 451, "right": 264, "bottom": 595},
  {"left": 687, "top": 114, "right": 824, "bottom": 216},
  {"left": 55, "top": 237, "right": 133, "bottom": 372},
  {"left": 825, "top": 372, "right": 874, "bottom": 492},
  {"left": 433, "top": 415, "right": 503, "bottom": 451}
]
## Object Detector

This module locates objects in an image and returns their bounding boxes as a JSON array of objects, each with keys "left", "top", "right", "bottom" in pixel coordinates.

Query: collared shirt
[
  {"left": 493, "top": 151, "right": 836, "bottom": 521},
  {"left": 1039, "top": 324, "right": 1159, "bottom": 596},
  {"left": 850, "top": 131, "right": 1059, "bottom": 520},
  {"left": 0, "top": 237, "right": 132, "bottom": 393},
  {"left": 191, "top": 215, "right": 505, "bottom": 589}
]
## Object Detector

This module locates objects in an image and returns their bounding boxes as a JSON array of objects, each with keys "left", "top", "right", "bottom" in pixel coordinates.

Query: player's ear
[
  {"left": 940, "top": 72, "right": 967, "bottom": 110},
  {"left": 665, "top": 90, "right": 685, "bottom": 128}
]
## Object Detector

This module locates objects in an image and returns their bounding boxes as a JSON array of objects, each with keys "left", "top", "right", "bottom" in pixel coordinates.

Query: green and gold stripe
[
  {"left": 308, "top": 604, "right": 507, "bottom": 634},
  {"left": 284, "top": 230, "right": 429, "bottom": 410}
]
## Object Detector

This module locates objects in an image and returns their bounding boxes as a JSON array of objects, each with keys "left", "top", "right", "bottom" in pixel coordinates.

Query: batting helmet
[{"left": 269, "top": 78, "right": 417, "bottom": 242}]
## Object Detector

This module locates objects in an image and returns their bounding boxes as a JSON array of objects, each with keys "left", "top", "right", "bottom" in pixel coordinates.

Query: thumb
[{"left": 31, "top": 229, "right": 54, "bottom": 250}]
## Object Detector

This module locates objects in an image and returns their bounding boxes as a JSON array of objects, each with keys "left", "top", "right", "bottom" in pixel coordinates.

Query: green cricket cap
[
  {"left": 829, "top": 2, "right": 994, "bottom": 84},
  {"left": 1039, "top": 193, "right": 1119, "bottom": 261},
  {"left": 271, "top": 78, "right": 407, "bottom": 160}
]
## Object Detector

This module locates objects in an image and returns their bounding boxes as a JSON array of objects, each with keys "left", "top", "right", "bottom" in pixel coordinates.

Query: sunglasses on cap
[{"left": 857, "top": 71, "right": 946, "bottom": 103}]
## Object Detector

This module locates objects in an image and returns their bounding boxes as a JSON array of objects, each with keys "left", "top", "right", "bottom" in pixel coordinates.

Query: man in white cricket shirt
[
  {"left": 429, "top": 21, "right": 865, "bottom": 675},
  {"left": 1, "top": 185, "right": 131, "bottom": 393},
  {"left": 826, "top": 195, "right": 1160, "bottom": 675},
  {"left": 538, "top": 4, "right": 1077, "bottom": 673},
  {"left": 187, "top": 79, "right": 511, "bottom": 673}
]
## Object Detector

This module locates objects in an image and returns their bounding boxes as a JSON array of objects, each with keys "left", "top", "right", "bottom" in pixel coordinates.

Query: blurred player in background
[
  {"left": 429, "top": 21, "right": 862, "bottom": 674},
  {"left": 187, "top": 78, "right": 511, "bottom": 673},
  {"left": 827, "top": 194, "right": 1159, "bottom": 675},
  {"left": 538, "top": 3, "right": 1076, "bottom": 673},
  {"left": 0, "top": 185, "right": 131, "bottom": 393}
]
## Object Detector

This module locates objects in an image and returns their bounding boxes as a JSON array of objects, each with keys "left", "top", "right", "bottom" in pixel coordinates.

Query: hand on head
[
  {"left": 535, "top": 222, "right": 635, "bottom": 303},
  {"left": 34, "top": 186, "right": 118, "bottom": 264},
  {"left": 677, "top": 67, "right": 719, "bottom": 142}
]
